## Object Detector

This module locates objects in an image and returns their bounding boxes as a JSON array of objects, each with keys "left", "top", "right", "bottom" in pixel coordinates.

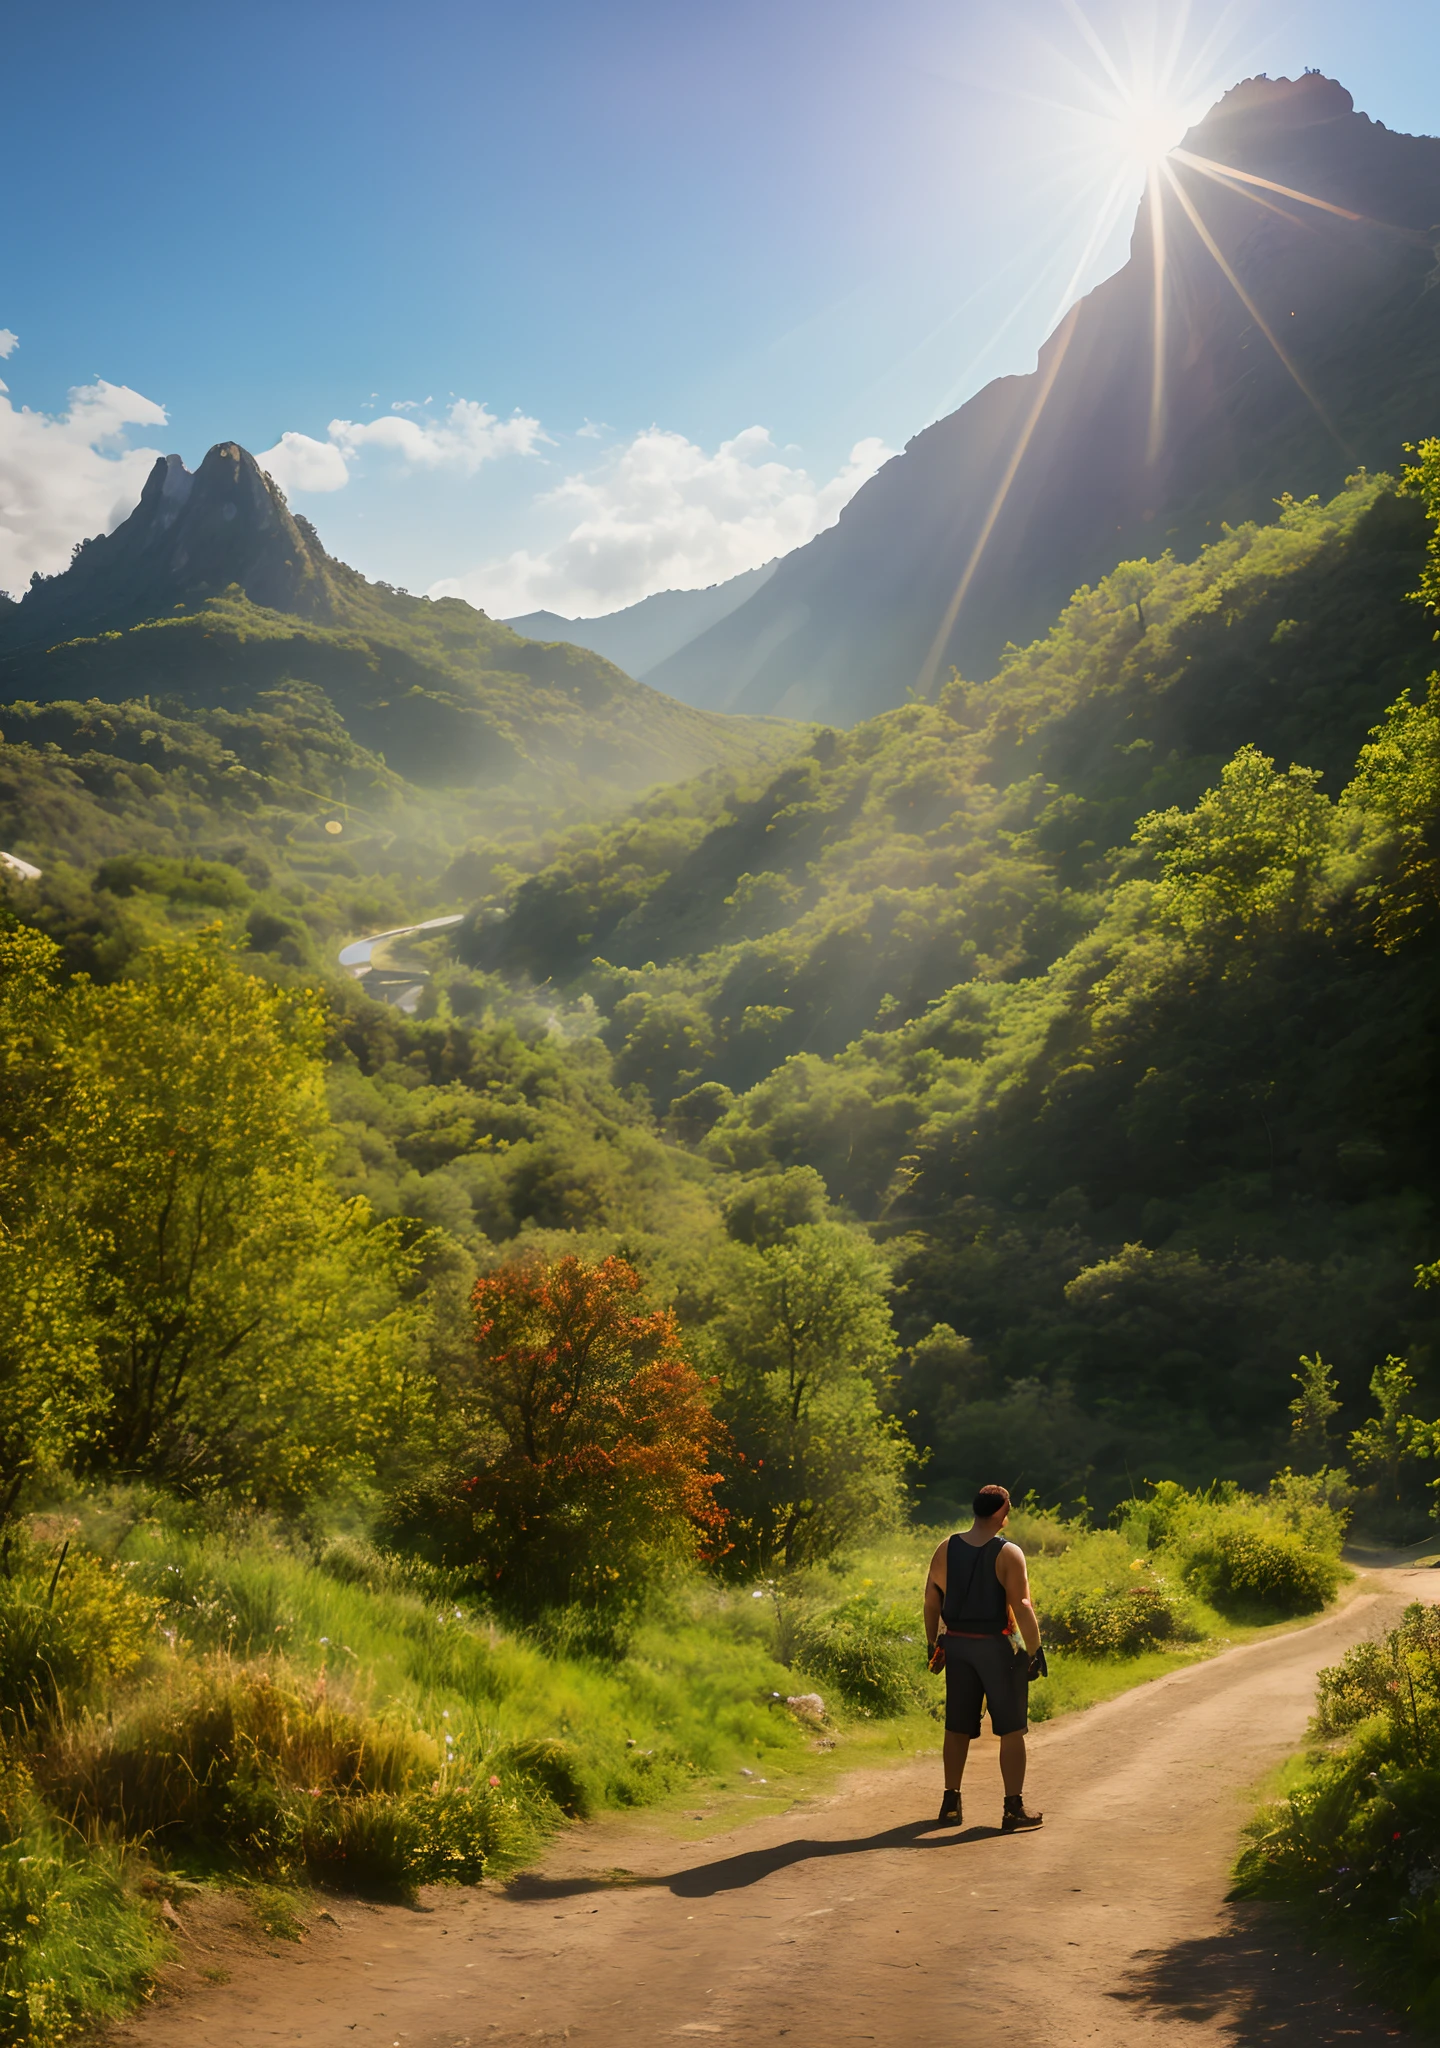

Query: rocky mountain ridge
[{"left": 645, "top": 73, "right": 1440, "bottom": 722}]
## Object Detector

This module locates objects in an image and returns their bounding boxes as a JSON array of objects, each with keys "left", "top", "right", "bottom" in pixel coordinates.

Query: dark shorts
[{"left": 944, "top": 1634, "right": 1029, "bottom": 1738}]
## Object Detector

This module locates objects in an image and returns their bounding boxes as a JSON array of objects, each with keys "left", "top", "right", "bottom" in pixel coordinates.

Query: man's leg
[
  {"left": 999, "top": 1731, "right": 1025, "bottom": 1796},
  {"left": 943, "top": 1729, "right": 971, "bottom": 1791}
]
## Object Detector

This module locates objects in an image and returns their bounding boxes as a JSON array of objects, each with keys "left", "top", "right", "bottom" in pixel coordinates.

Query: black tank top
[{"left": 941, "top": 1534, "right": 1011, "bottom": 1635}]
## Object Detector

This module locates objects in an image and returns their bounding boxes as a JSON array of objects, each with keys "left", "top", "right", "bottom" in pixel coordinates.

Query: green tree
[
  {"left": 1137, "top": 745, "right": 1337, "bottom": 948},
  {"left": 708, "top": 1223, "right": 911, "bottom": 1572},
  {"left": 1343, "top": 684, "right": 1440, "bottom": 950},
  {"left": 721, "top": 1166, "right": 829, "bottom": 1248},
  {"left": 0, "top": 928, "right": 106, "bottom": 1521},
  {"left": 1289, "top": 1354, "right": 1343, "bottom": 1473},
  {"left": 1348, "top": 1358, "right": 1435, "bottom": 1506},
  {"left": 1400, "top": 436, "right": 1440, "bottom": 617},
  {"left": 77, "top": 936, "right": 425, "bottom": 1498},
  {"left": 1107, "top": 557, "right": 1160, "bottom": 633}
]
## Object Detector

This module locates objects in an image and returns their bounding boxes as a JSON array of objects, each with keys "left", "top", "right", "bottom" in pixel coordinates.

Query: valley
[{"left": 8, "top": 49, "right": 1440, "bottom": 2048}]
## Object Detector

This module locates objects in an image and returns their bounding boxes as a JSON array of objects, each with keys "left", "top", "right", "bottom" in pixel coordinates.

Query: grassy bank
[
  {"left": 1235, "top": 1596, "right": 1440, "bottom": 2031},
  {"left": 0, "top": 1475, "right": 1346, "bottom": 2045}
]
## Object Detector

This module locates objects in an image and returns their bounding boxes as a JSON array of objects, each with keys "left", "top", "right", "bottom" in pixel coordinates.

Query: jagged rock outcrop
[
  {"left": 0, "top": 442, "right": 344, "bottom": 655},
  {"left": 647, "top": 74, "right": 1440, "bottom": 721}
]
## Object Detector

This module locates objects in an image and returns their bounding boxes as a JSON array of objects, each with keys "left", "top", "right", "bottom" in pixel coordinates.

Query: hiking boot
[
  {"left": 1001, "top": 1794, "right": 1042, "bottom": 1833},
  {"left": 936, "top": 1789, "right": 962, "bottom": 1825}
]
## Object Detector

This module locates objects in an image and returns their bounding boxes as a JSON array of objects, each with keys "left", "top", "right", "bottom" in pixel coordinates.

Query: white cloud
[
  {"left": 256, "top": 430, "right": 350, "bottom": 495},
  {"left": 0, "top": 331, "right": 17, "bottom": 360},
  {"left": 0, "top": 359, "right": 167, "bottom": 595},
  {"left": 256, "top": 397, "right": 546, "bottom": 496},
  {"left": 430, "top": 426, "right": 894, "bottom": 618}
]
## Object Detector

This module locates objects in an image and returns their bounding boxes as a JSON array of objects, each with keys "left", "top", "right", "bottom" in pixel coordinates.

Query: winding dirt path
[{"left": 110, "top": 1560, "right": 1434, "bottom": 2048}]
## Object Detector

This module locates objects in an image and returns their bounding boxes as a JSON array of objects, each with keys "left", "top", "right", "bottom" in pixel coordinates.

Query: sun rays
[{"left": 917, "top": 4, "right": 1382, "bottom": 694}]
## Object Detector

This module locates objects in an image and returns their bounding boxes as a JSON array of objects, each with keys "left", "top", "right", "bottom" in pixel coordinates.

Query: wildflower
[{"left": 488, "top": 1774, "right": 501, "bottom": 1788}]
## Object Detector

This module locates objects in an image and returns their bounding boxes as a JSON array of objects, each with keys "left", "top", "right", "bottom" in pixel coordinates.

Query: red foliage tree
[{"left": 453, "top": 1254, "right": 726, "bottom": 1617}]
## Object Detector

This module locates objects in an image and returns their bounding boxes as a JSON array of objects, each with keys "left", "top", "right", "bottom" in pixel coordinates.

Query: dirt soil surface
[{"left": 108, "top": 1559, "right": 1436, "bottom": 2048}]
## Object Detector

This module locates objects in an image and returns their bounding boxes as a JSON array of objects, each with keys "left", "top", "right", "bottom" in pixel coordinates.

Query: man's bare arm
[
  {"left": 924, "top": 1539, "right": 947, "bottom": 1650},
  {"left": 997, "top": 1542, "right": 1042, "bottom": 1655}
]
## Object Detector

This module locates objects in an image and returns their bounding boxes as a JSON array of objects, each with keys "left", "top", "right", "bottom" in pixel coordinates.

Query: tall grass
[
  {"left": 0, "top": 1472, "right": 1350, "bottom": 2043},
  {"left": 0, "top": 1763, "right": 167, "bottom": 2048}
]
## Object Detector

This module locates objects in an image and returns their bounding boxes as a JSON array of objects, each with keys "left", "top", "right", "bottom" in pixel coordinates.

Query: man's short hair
[{"left": 972, "top": 1484, "right": 1011, "bottom": 1520}]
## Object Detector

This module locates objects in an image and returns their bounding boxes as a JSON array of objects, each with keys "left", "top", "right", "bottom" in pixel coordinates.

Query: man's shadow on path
[
  {"left": 506, "top": 1818, "right": 991, "bottom": 1902},
  {"left": 1114, "top": 1903, "right": 1411, "bottom": 2044}
]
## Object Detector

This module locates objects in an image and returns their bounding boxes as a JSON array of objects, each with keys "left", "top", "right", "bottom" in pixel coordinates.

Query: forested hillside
[
  {"left": 0, "top": 443, "right": 796, "bottom": 812},
  {"left": 13, "top": 462, "right": 1439, "bottom": 1520},
  {"left": 461, "top": 466, "right": 1440, "bottom": 1509},
  {"left": 0, "top": 445, "right": 800, "bottom": 991}
]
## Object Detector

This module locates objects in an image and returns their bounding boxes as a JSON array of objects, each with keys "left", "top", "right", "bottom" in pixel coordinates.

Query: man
[{"left": 924, "top": 1483, "right": 1045, "bottom": 1831}]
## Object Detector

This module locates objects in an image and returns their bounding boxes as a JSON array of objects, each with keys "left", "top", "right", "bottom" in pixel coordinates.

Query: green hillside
[
  {"left": 459, "top": 469, "right": 1440, "bottom": 1506},
  {"left": 0, "top": 587, "right": 792, "bottom": 799},
  {"left": 0, "top": 444, "right": 801, "bottom": 983}
]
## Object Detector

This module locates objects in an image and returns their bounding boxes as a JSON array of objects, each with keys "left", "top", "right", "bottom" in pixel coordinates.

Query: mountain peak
[
  {"left": 1186, "top": 71, "right": 1355, "bottom": 145},
  {"left": 0, "top": 440, "right": 344, "bottom": 655},
  {"left": 646, "top": 72, "right": 1440, "bottom": 722}
]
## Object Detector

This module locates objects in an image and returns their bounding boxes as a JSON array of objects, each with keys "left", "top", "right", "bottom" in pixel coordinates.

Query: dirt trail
[{"left": 111, "top": 1561, "right": 1435, "bottom": 2048}]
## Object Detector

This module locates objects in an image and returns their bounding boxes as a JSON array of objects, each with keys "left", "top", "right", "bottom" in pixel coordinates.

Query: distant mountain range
[
  {"left": 0, "top": 443, "right": 794, "bottom": 800},
  {"left": 641, "top": 73, "right": 1440, "bottom": 723},
  {"left": 503, "top": 561, "right": 777, "bottom": 679}
]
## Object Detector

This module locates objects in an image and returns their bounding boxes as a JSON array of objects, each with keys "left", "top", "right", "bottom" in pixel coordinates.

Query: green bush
[
  {"left": 1042, "top": 1582, "right": 1186, "bottom": 1656},
  {"left": 1117, "top": 1476, "right": 1347, "bottom": 1618},
  {"left": 1236, "top": 1603, "right": 1440, "bottom": 2026},
  {"left": 1180, "top": 1509, "right": 1342, "bottom": 1614},
  {"left": 1024, "top": 1522, "right": 1200, "bottom": 1658},
  {"left": 489, "top": 1736, "right": 592, "bottom": 1818},
  {"left": 791, "top": 1596, "right": 922, "bottom": 1717},
  {"left": 0, "top": 1543, "right": 157, "bottom": 1734}
]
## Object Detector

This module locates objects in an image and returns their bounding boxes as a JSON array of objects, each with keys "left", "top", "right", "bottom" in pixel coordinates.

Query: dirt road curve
[{"left": 112, "top": 1562, "right": 1433, "bottom": 2048}]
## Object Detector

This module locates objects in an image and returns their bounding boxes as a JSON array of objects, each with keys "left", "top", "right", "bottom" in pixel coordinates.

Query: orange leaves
[{"left": 457, "top": 1252, "right": 728, "bottom": 1608}]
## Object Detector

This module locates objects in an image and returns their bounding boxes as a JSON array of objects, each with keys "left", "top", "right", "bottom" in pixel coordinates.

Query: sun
[{"left": 1106, "top": 90, "right": 1190, "bottom": 171}]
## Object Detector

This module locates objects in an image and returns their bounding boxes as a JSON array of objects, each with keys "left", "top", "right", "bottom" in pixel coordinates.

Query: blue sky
[{"left": 5, "top": 0, "right": 1440, "bottom": 616}]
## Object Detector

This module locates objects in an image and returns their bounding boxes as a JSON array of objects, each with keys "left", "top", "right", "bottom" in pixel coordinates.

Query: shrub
[
  {"left": 37, "top": 1658, "right": 562, "bottom": 1894},
  {"left": 1026, "top": 1523, "right": 1200, "bottom": 1657},
  {"left": 1177, "top": 1509, "right": 1342, "bottom": 1614},
  {"left": 1236, "top": 1603, "right": 1440, "bottom": 2026},
  {"left": 488, "top": 1736, "right": 591, "bottom": 1818},
  {"left": 400, "top": 1782, "right": 537, "bottom": 1883},
  {"left": 791, "top": 1596, "right": 921, "bottom": 1717},
  {"left": 41, "top": 1664, "right": 429, "bottom": 1868},
  {"left": 0, "top": 1542, "right": 157, "bottom": 1734},
  {"left": 1043, "top": 1582, "right": 1186, "bottom": 1657},
  {"left": 1117, "top": 1476, "right": 1347, "bottom": 1617}
]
